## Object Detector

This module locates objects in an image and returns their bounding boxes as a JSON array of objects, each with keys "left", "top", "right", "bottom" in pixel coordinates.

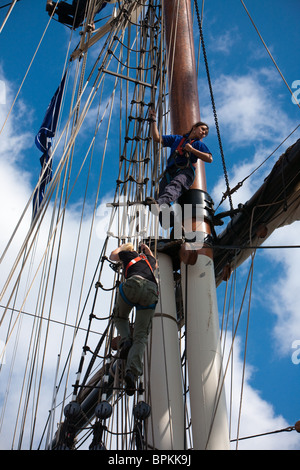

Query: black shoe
[
  {"left": 144, "top": 197, "right": 160, "bottom": 216},
  {"left": 46, "top": 1, "right": 57, "bottom": 14},
  {"left": 124, "top": 371, "right": 136, "bottom": 396},
  {"left": 144, "top": 196, "right": 156, "bottom": 205},
  {"left": 119, "top": 338, "right": 132, "bottom": 359}
]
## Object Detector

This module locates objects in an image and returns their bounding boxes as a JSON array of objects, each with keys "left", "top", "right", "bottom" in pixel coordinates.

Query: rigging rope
[
  {"left": 0, "top": 1, "right": 60, "bottom": 136},
  {"left": 44, "top": 0, "right": 165, "bottom": 448},
  {"left": 231, "top": 423, "right": 299, "bottom": 443},
  {"left": 0, "top": 0, "right": 20, "bottom": 10},
  {"left": 240, "top": 0, "right": 300, "bottom": 110},
  {"left": 2, "top": 0, "right": 297, "bottom": 451},
  {"left": 0, "top": 2, "right": 136, "bottom": 448},
  {"left": 0, "top": 0, "right": 19, "bottom": 33},
  {"left": 211, "top": 1, "right": 300, "bottom": 208},
  {"left": 219, "top": 124, "right": 300, "bottom": 205},
  {"left": 194, "top": 0, "right": 233, "bottom": 212},
  {"left": 204, "top": 249, "right": 257, "bottom": 449}
]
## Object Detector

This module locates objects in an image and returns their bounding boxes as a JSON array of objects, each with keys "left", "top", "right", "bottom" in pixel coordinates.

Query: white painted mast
[
  {"left": 154, "top": 0, "right": 230, "bottom": 449},
  {"left": 146, "top": 253, "right": 185, "bottom": 449}
]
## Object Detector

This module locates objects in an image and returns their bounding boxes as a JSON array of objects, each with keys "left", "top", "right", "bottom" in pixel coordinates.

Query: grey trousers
[
  {"left": 156, "top": 166, "right": 194, "bottom": 206},
  {"left": 113, "top": 276, "right": 158, "bottom": 378}
]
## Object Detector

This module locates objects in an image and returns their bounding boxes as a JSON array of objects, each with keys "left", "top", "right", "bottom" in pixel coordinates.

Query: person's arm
[
  {"left": 109, "top": 246, "right": 122, "bottom": 262},
  {"left": 149, "top": 109, "right": 163, "bottom": 144},
  {"left": 140, "top": 243, "right": 158, "bottom": 269},
  {"left": 183, "top": 142, "right": 213, "bottom": 163}
]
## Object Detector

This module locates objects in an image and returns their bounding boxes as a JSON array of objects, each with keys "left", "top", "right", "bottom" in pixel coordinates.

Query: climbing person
[
  {"left": 46, "top": 0, "right": 108, "bottom": 30},
  {"left": 146, "top": 108, "right": 212, "bottom": 212},
  {"left": 109, "top": 242, "right": 158, "bottom": 396}
]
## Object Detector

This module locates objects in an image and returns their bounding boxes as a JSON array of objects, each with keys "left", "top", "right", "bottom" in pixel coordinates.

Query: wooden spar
[
  {"left": 163, "top": 0, "right": 230, "bottom": 449},
  {"left": 163, "top": 0, "right": 206, "bottom": 192},
  {"left": 163, "top": 0, "right": 212, "bottom": 260}
]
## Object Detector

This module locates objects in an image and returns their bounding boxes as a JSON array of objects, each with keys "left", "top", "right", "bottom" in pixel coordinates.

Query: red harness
[
  {"left": 124, "top": 254, "right": 155, "bottom": 280},
  {"left": 170, "top": 137, "right": 196, "bottom": 169},
  {"left": 176, "top": 137, "right": 195, "bottom": 155}
]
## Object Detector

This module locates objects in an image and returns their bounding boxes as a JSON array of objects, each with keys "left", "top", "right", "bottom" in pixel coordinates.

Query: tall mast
[
  {"left": 163, "top": 0, "right": 230, "bottom": 449},
  {"left": 163, "top": 0, "right": 205, "bottom": 189}
]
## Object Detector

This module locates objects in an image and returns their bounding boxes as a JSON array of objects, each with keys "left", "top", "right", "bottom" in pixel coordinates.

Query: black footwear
[
  {"left": 119, "top": 338, "right": 132, "bottom": 359},
  {"left": 46, "top": 1, "right": 57, "bottom": 14},
  {"left": 144, "top": 197, "right": 160, "bottom": 216},
  {"left": 144, "top": 196, "right": 156, "bottom": 205},
  {"left": 124, "top": 371, "right": 136, "bottom": 396}
]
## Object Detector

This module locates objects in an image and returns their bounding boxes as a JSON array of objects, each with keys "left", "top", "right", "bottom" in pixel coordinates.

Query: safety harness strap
[
  {"left": 166, "top": 138, "right": 196, "bottom": 183},
  {"left": 121, "top": 254, "right": 158, "bottom": 310},
  {"left": 124, "top": 253, "right": 155, "bottom": 280}
]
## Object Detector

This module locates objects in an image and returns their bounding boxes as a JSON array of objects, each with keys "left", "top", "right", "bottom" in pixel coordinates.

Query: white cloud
[
  {"left": 0, "top": 72, "right": 33, "bottom": 164},
  {"left": 224, "top": 336, "right": 299, "bottom": 450},
  {"left": 0, "top": 75, "right": 116, "bottom": 448},
  {"left": 208, "top": 67, "right": 300, "bottom": 355},
  {"left": 211, "top": 144, "right": 274, "bottom": 208},
  {"left": 261, "top": 223, "right": 300, "bottom": 356},
  {"left": 212, "top": 71, "right": 291, "bottom": 146},
  {"left": 0, "top": 80, "right": 6, "bottom": 105},
  {"left": 212, "top": 28, "right": 240, "bottom": 55},
  {"left": 209, "top": 67, "right": 298, "bottom": 210}
]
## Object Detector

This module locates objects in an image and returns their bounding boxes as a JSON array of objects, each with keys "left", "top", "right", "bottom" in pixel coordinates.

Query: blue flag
[{"left": 33, "top": 73, "right": 66, "bottom": 217}]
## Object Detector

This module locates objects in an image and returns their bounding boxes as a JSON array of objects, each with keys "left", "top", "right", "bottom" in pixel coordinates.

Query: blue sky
[{"left": 0, "top": 0, "right": 300, "bottom": 450}]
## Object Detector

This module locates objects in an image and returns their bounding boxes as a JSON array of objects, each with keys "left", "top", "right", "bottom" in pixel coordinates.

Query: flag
[{"left": 32, "top": 72, "right": 66, "bottom": 217}]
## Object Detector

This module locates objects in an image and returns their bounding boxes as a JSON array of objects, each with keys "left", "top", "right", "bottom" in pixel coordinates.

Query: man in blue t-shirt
[{"left": 146, "top": 109, "right": 212, "bottom": 209}]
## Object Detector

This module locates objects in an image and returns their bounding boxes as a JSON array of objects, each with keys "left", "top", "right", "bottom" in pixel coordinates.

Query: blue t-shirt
[{"left": 162, "top": 134, "right": 211, "bottom": 169}]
